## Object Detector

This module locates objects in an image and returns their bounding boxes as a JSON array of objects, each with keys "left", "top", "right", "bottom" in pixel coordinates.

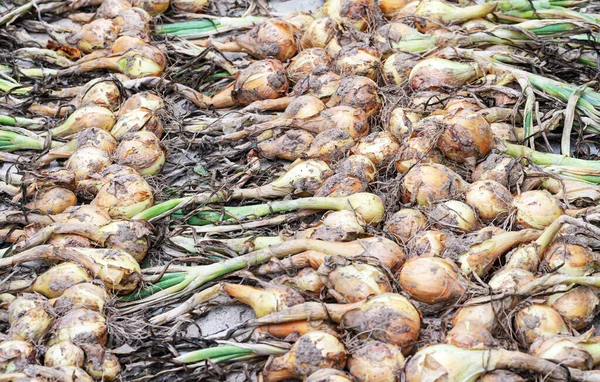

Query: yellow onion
[
  {"left": 287, "top": 48, "right": 332, "bottom": 83},
  {"left": 351, "top": 131, "right": 400, "bottom": 168},
  {"left": 55, "top": 366, "right": 94, "bottom": 382},
  {"left": 304, "top": 210, "right": 367, "bottom": 241},
  {"left": 412, "top": 230, "right": 448, "bottom": 257},
  {"left": 479, "top": 371, "right": 526, "bottom": 382},
  {"left": 530, "top": 335, "right": 593, "bottom": 370},
  {"left": 318, "top": 0, "right": 375, "bottom": 31},
  {"left": 0, "top": 340, "right": 35, "bottom": 373},
  {"left": 402, "top": 164, "right": 468, "bottom": 206},
  {"left": 472, "top": 154, "right": 523, "bottom": 189},
  {"left": 514, "top": 304, "right": 569, "bottom": 345},
  {"left": 8, "top": 305, "right": 53, "bottom": 342},
  {"left": 109, "top": 36, "right": 148, "bottom": 55},
  {"left": 334, "top": 44, "right": 381, "bottom": 80},
  {"left": 325, "top": 263, "right": 392, "bottom": 303},
  {"left": 251, "top": 320, "right": 337, "bottom": 341},
  {"left": 409, "top": 58, "right": 483, "bottom": 91},
  {"left": 512, "top": 190, "right": 564, "bottom": 229},
  {"left": 305, "top": 129, "right": 355, "bottom": 163},
  {"left": 466, "top": 180, "right": 512, "bottom": 222},
  {"left": 118, "top": 92, "right": 164, "bottom": 117},
  {"left": 302, "top": 106, "right": 369, "bottom": 139},
  {"left": 275, "top": 268, "right": 326, "bottom": 296},
  {"left": 130, "top": 0, "right": 169, "bottom": 15},
  {"left": 437, "top": 112, "right": 494, "bottom": 163},
  {"left": 95, "top": 0, "right": 131, "bottom": 18},
  {"left": 66, "top": 19, "right": 119, "bottom": 53},
  {"left": 326, "top": 75, "right": 381, "bottom": 118},
  {"left": 306, "top": 369, "right": 354, "bottom": 382},
  {"left": 347, "top": 341, "right": 404, "bottom": 381},
  {"left": 30, "top": 262, "right": 92, "bottom": 298},
  {"left": 314, "top": 174, "right": 367, "bottom": 197},
  {"left": 47, "top": 308, "right": 108, "bottom": 347},
  {"left": 234, "top": 20, "right": 298, "bottom": 61},
  {"left": 341, "top": 293, "right": 421, "bottom": 354},
  {"left": 82, "top": 344, "right": 121, "bottom": 381},
  {"left": 385, "top": 208, "right": 427, "bottom": 242},
  {"left": 399, "top": 257, "right": 466, "bottom": 304},
  {"left": 49, "top": 105, "right": 115, "bottom": 138},
  {"left": 543, "top": 243, "right": 600, "bottom": 276},
  {"left": 46, "top": 234, "right": 91, "bottom": 247},
  {"left": 399, "top": 0, "right": 497, "bottom": 32},
  {"left": 66, "top": 146, "right": 111, "bottom": 181},
  {"left": 110, "top": 107, "right": 163, "bottom": 139},
  {"left": 37, "top": 128, "right": 117, "bottom": 167},
  {"left": 91, "top": 169, "right": 154, "bottom": 218},
  {"left": 61, "top": 205, "right": 112, "bottom": 226},
  {"left": 394, "top": 135, "right": 443, "bottom": 173},
  {"left": 51, "top": 282, "right": 110, "bottom": 312},
  {"left": 334, "top": 154, "right": 377, "bottom": 183},
  {"left": 44, "top": 342, "right": 85, "bottom": 368},
  {"left": 114, "top": 7, "right": 151, "bottom": 40},
  {"left": 263, "top": 331, "right": 347, "bottom": 382},
  {"left": 222, "top": 282, "right": 304, "bottom": 318},
  {"left": 382, "top": 52, "right": 421, "bottom": 85},
  {"left": 292, "top": 70, "right": 341, "bottom": 101},
  {"left": 77, "top": 78, "right": 122, "bottom": 111},
  {"left": 258, "top": 130, "right": 314, "bottom": 161},
  {"left": 547, "top": 285, "right": 600, "bottom": 330},
  {"left": 25, "top": 186, "right": 77, "bottom": 215},
  {"left": 170, "top": 0, "right": 207, "bottom": 12},
  {"left": 284, "top": 12, "right": 315, "bottom": 32},
  {"left": 430, "top": 200, "right": 477, "bottom": 232},
  {"left": 452, "top": 297, "right": 513, "bottom": 333},
  {"left": 445, "top": 321, "right": 496, "bottom": 350},
  {"left": 114, "top": 131, "right": 165, "bottom": 176},
  {"left": 387, "top": 107, "right": 419, "bottom": 142},
  {"left": 301, "top": 17, "right": 338, "bottom": 49},
  {"left": 8, "top": 294, "right": 45, "bottom": 324},
  {"left": 379, "top": 0, "right": 411, "bottom": 18}
]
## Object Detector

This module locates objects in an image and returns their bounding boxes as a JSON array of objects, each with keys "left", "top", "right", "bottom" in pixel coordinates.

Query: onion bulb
[
  {"left": 341, "top": 293, "right": 421, "bottom": 354},
  {"left": 430, "top": 200, "right": 477, "bottom": 232},
  {"left": 7, "top": 295, "right": 45, "bottom": 324},
  {"left": 258, "top": 130, "right": 314, "bottom": 161},
  {"left": 394, "top": 135, "right": 443, "bottom": 173},
  {"left": 334, "top": 155, "right": 377, "bottom": 183},
  {"left": 385, "top": 208, "right": 427, "bottom": 242},
  {"left": 452, "top": 298, "right": 509, "bottom": 333},
  {"left": 387, "top": 106, "right": 420, "bottom": 141},
  {"left": 301, "top": 17, "right": 338, "bottom": 49},
  {"left": 378, "top": 0, "right": 411, "bottom": 18},
  {"left": 284, "top": 12, "right": 315, "bottom": 32},
  {"left": 514, "top": 304, "right": 569, "bottom": 345},
  {"left": 412, "top": 230, "right": 448, "bottom": 257},
  {"left": 170, "top": 0, "right": 208, "bottom": 13},
  {"left": 118, "top": 92, "right": 164, "bottom": 117},
  {"left": 30, "top": 262, "right": 91, "bottom": 298},
  {"left": 402, "top": 164, "right": 468, "bottom": 206},
  {"left": 472, "top": 154, "right": 523, "bottom": 189},
  {"left": 66, "top": 146, "right": 111, "bottom": 181},
  {"left": 82, "top": 344, "right": 121, "bottom": 381},
  {"left": 314, "top": 174, "right": 367, "bottom": 197},
  {"left": 445, "top": 321, "right": 496, "bottom": 349},
  {"left": 44, "top": 342, "right": 85, "bottom": 368},
  {"left": 437, "top": 112, "right": 495, "bottom": 163},
  {"left": 409, "top": 58, "right": 483, "bottom": 91},
  {"left": 325, "top": 263, "right": 392, "bottom": 303},
  {"left": 110, "top": 107, "right": 163, "bottom": 139},
  {"left": 287, "top": 48, "right": 332, "bottom": 83},
  {"left": 479, "top": 371, "right": 526, "bottom": 382},
  {"left": 326, "top": 75, "right": 381, "bottom": 118},
  {"left": 543, "top": 243, "right": 600, "bottom": 276},
  {"left": 399, "top": 0, "right": 497, "bottom": 32},
  {"left": 7, "top": 305, "right": 53, "bottom": 342},
  {"left": 318, "top": 0, "right": 375, "bottom": 31},
  {"left": 530, "top": 335, "right": 593, "bottom": 370},
  {"left": 305, "top": 129, "right": 355, "bottom": 163},
  {"left": 226, "top": 59, "right": 289, "bottom": 107},
  {"left": 114, "top": 8, "right": 152, "bottom": 40},
  {"left": 347, "top": 341, "right": 404, "bottom": 381},
  {"left": 234, "top": 20, "right": 298, "bottom": 61},
  {"left": 382, "top": 52, "right": 421, "bottom": 85},
  {"left": 94, "top": 0, "right": 131, "bottom": 19},
  {"left": 334, "top": 44, "right": 381, "bottom": 80},
  {"left": 0, "top": 340, "right": 34, "bottom": 373},
  {"left": 306, "top": 369, "right": 354, "bottom": 382},
  {"left": 275, "top": 268, "right": 326, "bottom": 296},
  {"left": 55, "top": 366, "right": 94, "bottom": 382},
  {"left": 302, "top": 106, "right": 369, "bottom": 139},
  {"left": 37, "top": 128, "right": 117, "bottom": 168},
  {"left": 466, "top": 180, "right": 512, "bottom": 222},
  {"left": 114, "top": 131, "right": 166, "bottom": 176},
  {"left": 512, "top": 190, "right": 564, "bottom": 229},
  {"left": 25, "top": 187, "right": 77, "bottom": 215},
  {"left": 351, "top": 131, "right": 400, "bottom": 168},
  {"left": 399, "top": 257, "right": 465, "bottom": 304},
  {"left": 292, "top": 70, "right": 341, "bottom": 101},
  {"left": 222, "top": 282, "right": 304, "bottom": 318},
  {"left": 66, "top": 19, "right": 119, "bottom": 53},
  {"left": 130, "top": 0, "right": 169, "bottom": 15},
  {"left": 488, "top": 268, "right": 536, "bottom": 294},
  {"left": 46, "top": 308, "right": 108, "bottom": 347},
  {"left": 49, "top": 105, "right": 115, "bottom": 138},
  {"left": 77, "top": 78, "right": 122, "bottom": 111},
  {"left": 91, "top": 169, "right": 154, "bottom": 218},
  {"left": 51, "top": 282, "right": 110, "bottom": 312},
  {"left": 262, "top": 331, "right": 347, "bottom": 382},
  {"left": 547, "top": 285, "right": 600, "bottom": 330}
]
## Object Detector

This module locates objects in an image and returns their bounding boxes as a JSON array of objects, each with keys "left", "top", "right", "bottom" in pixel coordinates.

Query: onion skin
[
  {"left": 379, "top": 0, "right": 411, "bottom": 18},
  {"left": 222, "top": 282, "right": 305, "bottom": 318},
  {"left": 50, "top": 105, "right": 116, "bottom": 138},
  {"left": 514, "top": 304, "right": 569, "bottom": 345},
  {"left": 114, "top": 131, "right": 165, "bottom": 176},
  {"left": 472, "top": 154, "right": 523, "bottom": 189},
  {"left": 351, "top": 132, "right": 400, "bottom": 168},
  {"left": 287, "top": 48, "right": 332, "bottom": 83},
  {"left": 543, "top": 243, "right": 600, "bottom": 277},
  {"left": 334, "top": 155, "right": 377, "bottom": 183},
  {"left": 7, "top": 306, "right": 53, "bottom": 343},
  {"left": 110, "top": 107, "right": 163, "bottom": 139},
  {"left": 513, "top": 190, "right": 564, "bottom": 229},
  {"left": 238, "top": 20, "right": 298, "bottom": 62},
  {"left": 66, "top": 146, "right": 112, "bottom": 181},
  {"left": 46, "top": 308, "right": 108, "bottom": 347},
  {"left": 315, "top": 174, "right": 367, "bottom": 197},
  {"left": 325, "top": 262, "right": 393, "bottom": 303},
  {"left": 547, "top": 285, "right": 600, "bottom": 330},
  {"left": 258, "top": 130, "right": 314, "bottom": 161},
  {"left": 387, "top": 106, "right": 420, "bottom": 141},
  {"left": 326, "top": 75, "right": 381, "bottom": 118},
  {"left": 251, "top": 320, "right": 337, "bottom": 340},
  {"left": 91, "top": 170, "right": 154, "bottom": 218},
  {"left": 118, "top": 92, "right": 164, "bottom": 117},
  {"left": 0, "top": 340, "right": 35, "bottom": 373},
  {"left": 229, "top": 59, "right": 289, "bottom": 106},
  {"left": 437, "top": 112, "right": 495, "bottom": 163},
  {"left": 25, "top": 187, "right": 77, "bottom": 215},
  {"left": 399, "top": 257, "right": 466, "bottom": 305},
  {"left": 78, "top": 78, "right": 122, "bottom": 111},
  {"left": 530, "top": 336, "right": 594, "bottom": 370},
  {"left": 301, "top": 17, "right": 337, "bottom": 49},
  {"left": 274, "top": 268, "right": 326, "bottom": 296},
  {"left": 445, "top": 321, "right": 497, "bottom": 350},
  {"left": 385, "top": 208, "right": 427, "bottom": 242},
  {"left": 347, "top": 341, "right": 404, "bottom": 381},
  {"left": 429, "top": 200, "right": 477, "bottom": 232},
  {"left": 31, "top": 262, "right": 92, "bottom": 298},
  {"left": 82, "top": 344, "right": 121, "bottom": 381},
  {"left": 67, "top": 19, "right": 119, "bottom": 53},
  {"left": 8, "top": 295, "right": 46, "bottom": 324},
  {"left": 318, "top": 0, "right": 375, "bottom": 31},
  {"left": 394, "top": 135, "right": 443, "bottom": 173},
  {"left": 412, "top": 230, "right": 448, "bottom": 257},
  {"left": 409, "top": 58, "right": 483, "bottom": 91},
  {"left": 130, "top": 0, "right": 169, "bottom": 15},
  {"left": 334, "top": 44, "right": 381, "bottom": 80},
  {"left": 382, "top": 52, "right": 420, "bottom": 85},
  {"left": 285, "top": 12, "right": 315, "bottom": 32},
  {"left": 305, "top": 129, "right": 355, "bottom": 163},
  {"left": 306, "top": 369, "right": 355, "bottom": 382},
  {"left": 466, "top": 180, "right": 512, "bottom": 222},
  {"left": 479, "top": 371, "right": 526, "bottom": 382},
  {"left": 488, "top": 268, "right": 536, "bottom": 294},
  {"left": 51, "top": 282, "right": 110, "bottom": 312},
  {"left": 44, "top": 342, "right": 85, "bottom": 368},
  {"left": 171, "top": 0, "right": 209, "bottom": 13},
  {"left": 402, "top": 164, "right": 468, "bottom": 206}
]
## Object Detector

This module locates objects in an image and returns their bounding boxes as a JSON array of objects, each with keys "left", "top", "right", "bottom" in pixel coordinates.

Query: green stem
[
  {"left": 502, "top": 142, "right": 600, "bottom": 171},
  {"left": 0, "top": 115, "right": 40, "bottom": 128}
]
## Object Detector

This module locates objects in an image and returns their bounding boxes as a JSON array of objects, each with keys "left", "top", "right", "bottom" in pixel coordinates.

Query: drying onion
[
  {"left": 382, "top": 52, "right": 420, "bottom": 85},
  {"left": 512, "top": 190, "right": 564, "bottom": 229},
  {"left": 171, "top": 0, "right": 209, "bottom": 13},
  {"left": 402, "top": 164, "right": 468, "bottom": 206},
  {"left": 347, "top": 341, "right": 404, "bottom": 381},
  {"left": 399, "top": 256, "right": 466, "bottom": 304},
  {"left": 25, "top": 186, "right": 77, "bottom": 215},
  {"left": 287, "top": 48, "right": 332, "bottom": 83},
  {"left": 0, "top": 340, "right": 34, "bottom": 373},
  {"left": 114, "top": 131, "right": 166, "bottom": 176},
  {"left": 325, "top": 262, "right": 392, "bottom": 303},
  {"left": 44, "top": 342, "right": 85, "bottom": 368},
  {"left": 410, "top": 58, "right": 483, "bottom": 91},
  {"left": 445, "top": 321, "right": 496, "bottom": 349},
  {"left": 547, "top": 285, "right": 600, "bottom": 330},
  {"left": 543, "top": 243, "right": 600, "bottom": 276},
  {"left": 412, "top": 230, "right": 448, "bottom": 257},
  {"left": 318, "top": 0, "right": 375, "bottom": 31},
  {"left": 30, "top": 262, "right": 91, "bottom": 298},
  {"left": 130, "top": 0, "right": 169, "bottom": 15},
  {"left": 430, "top": 200, "right": 477, "bottom": 232},
  {"left": 466, "top": 180, "right": 512, "bottom": 222},
  {"left": 285, "top": 12, "right": 315, "bottom": 32},
  {"left": 326, "top": 75, "right": 381, "bottom": 118},
  {"left": 82, "top": 344, "right": 122, "bottom": 381},
  {"left": 514, "top": 304, "right": 569, "bottom": 345},
  {"left": 47, "top": 308, "right": 108, "bottom": 347},
  {"left": 226, "top": 20, "right": 298, "bottom": 61},
  {"left": 351, "top": 131, "right": 400, "bottom": 168},
  {"left": 334, "top": 44, "right": 381, "bottom": 80},
  {"left": 394, "top": 135, "right": 443, "bottom": 173},
  {"left": 306, "top": 369, "right": 354, "bottom": 382},
  {"left": 222, "top": 282, "right": 305, "bottom": 318},
  {"left": 301, "top": 17, "right": 338, "bottom": 49},
  {"left": 118, "top": 92, "right": 164, "bottom": 117},
  {"left": 91, "top": 169, "right": 154, "bottom": 218},
  {"left": 530, "top": 335, "right": 593, "bottom": 370},
  {"left": 479, "top": 371, "right": 526, "bottom": 382},
  {"left": 334, "top": 155, "right": 377, "bottom": 183},
  {"left": 378, "top": 0, "right": 411, "bottom": 18},
  {"left": 7, "top": 305, "right": 53, "bottom": 342},
  {"left": 110, "top": 107, "right": 163, "bottom": 139},
  {"left": 77, "top": 78, "right": 122, "bottom": 111},
  {"left": 387, "top": 106, "right": 420, "bottom": 141},
  {"left": 66, "top": 19, "right": 119, "bottom": 53},
  {"left": 471, "top": 154, "right": 523, "bottom": 189},
  {"left": 51, "top": 282, "right": 110, "bottom": 312},
  {"left": 66, "top": 146, "right": 111, "bottom": 181},
  {"left": 385, "top": 208, "right": 427, "bottom": 242},
  {"left": 437, "top": 112, "right": 495, "bottom": 163},
  {"left": 49, "top": 105, "right": 115, "bottom": 138}
]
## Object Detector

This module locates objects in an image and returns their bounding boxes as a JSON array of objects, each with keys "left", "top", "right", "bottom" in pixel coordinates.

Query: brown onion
[
  {"left": 378, "top": 0, "right": 411, "bottom": 18},
  {"left": 387, "top": 106, "right": 420, "bottom": 141},
  {"left": 409, "top": 58, "right": 483, "bottom": 91},
  {"left": 118, "top": 92, "right": 164, "bottom": 117},
  {"left": 334, "top": 154, "right": 377, "bottom": 183},
  {"left": 334, "top": 44, "right": 381, "bottom": 80},
  {"left": 305, "top": 129, "right": 355, "bottom": 163},
  {"left": 382, "top": 52, "right": 420, "bottom": 85},
  {"left": 30, "top": 262, "right": 91, "bottom": 298},
  {"left": 402, "top": 164, "right": 468, "bottom": 206},
  {"left": 77, "top": 78, "right": 122, "bottom": 111},
  {"left": 479, "top": 371, "right": 526, "bottom": 382},
  {"left": 314, "top": 174, "right": 367, "bottom": 197},
  {"left": 514, "top": 304, "right": 569, "bottom": 345},
  {"left": 222, "top": 282, "right": 304, "bottom": 318},
  {"left": 8, "top": 295, "right": 45, "bottom": 324},
  {"left": 275, "top": 268, "right": 326, "bottom": 296},
  {"left": 66, "top": 146, "right": 111, "bottom": 181},
  {"left": 430, "top": 200, "right": 478, "bottom": 232},
  {"left": 114, "top": 131, "right": 165, "bottom": 176},
  {"left": 326, "top": 75, "right": 381, "bottom": 118},
  {"left": 66, "top": 19, "right": 119, "bottom": 53},
  {"left": 0, "top": 340, "right": 35, "bottom": 373},
  {"left": 302, "top": 106, "right": 368, "bottom": 139},
  {"left": 399, "top": 256, "right": 466, "bottom": 304},
  {"left": 472, "top": 154, "right": 523, "bottom": 189},
  {"left": 318, "top": 0, "right": 375, "bottom": 31},
  {"left": 347, "top": 341, "right": 404, "bottom": 381},
  {"left": 488, "top": 268, "right": 536, "bottom": 293},
  {"left": 46, "top": 308, "right": 108, "bottom": 347},
  {"left": 130, "top": 0, "right": 169, "bottom": 15},
  {"left": 7, "top": 305, "right": 53, "bottom": 342},
  {"left": 437, "top": 112, "right": 495, "bottom": 163},
  {"left": 445, "top": 321, "right": 496, "bottom": 349},
  {"left": 229, "top": 59, "right": 289, "bottom": 106},
  {"left": 325, "top": 263, "right": 392, "bottom": 303},
  {"left": 91, "top": 169, "right": 154, "bottom": 218},
  {"left": 82, "top": 344, "right": 121, "bottom": 381},
  {"left": 466, "top": 180, "right": 512, "bottom": 222},
  {"left": 44, "top": 342, "right": 85, "bottom": 368},
  {"left": 51, "top": 282, "right": 110, "bottom": 312},
  {"left": 258, "top": 130, "right": 314, "bottom": 161},
  {"left": 306, "top": 369, "right": 355, "bottom": 382},
  {"left": 301, "top": 17, "right": 338, "bottom": 49},
  {"left": 284, "top": 12, "right": 315, "bottom": 32},
  {"left": 351, "top": 131, "right": 400, "bottom": 168},
  {"left": 412, "top": 230, "right": 448, "bottom": 257},
  {"left": 171, "top": 0, "right": 208, "bottom": 13},
  {"left": 233, "top": 20, "right": 298, "bottom": 62},
  {"left": 25, "top": 186, "right": 77, "bottom": 215},
  {"left": 292, "top": 70, "right": 341, "bottom": 101},
  {"left": 287, "top": 48, "right": 332, "bottom": 83},
  {"left": 110, "top": 107, "right": 163, "bottom": 139},
  {"left": 530, "top": 335, "right": 593, "bottom": 370},
  {"left": 512, "top": 190, "right": 564, "bottom": 229},
  {"left": 394, "top": 135, "right": 443, "bottom": 173},
  {"left": 547, "top": 285, "right": 600, "bottom": 330},
  {"left": 543, "top": 243, "right": 600, "bottom": 276},
  {"left": 385, "top": 208, "right": 427, "bottom": 242},
  {"left": 114, "top": 7, "right": 152, "bottom": 40}
]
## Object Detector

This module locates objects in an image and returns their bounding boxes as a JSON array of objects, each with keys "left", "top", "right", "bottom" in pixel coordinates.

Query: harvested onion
[
  {"left": 430, "top": 200, "right": 477, "bottom": 232},
  {"left": 512, "top": 190, "right": 564, "bottom": 229},
  {"left": 466, "top": 180, "right": 512, "bottom": 222},
  {"left": 347, "top": 341, "right": 404, "bottom": 381},
  {"left": 114, "top": 131, "right": 165, "bottom": 176},
  {"left": 385, "top": 208, "right": 427, "bottom": 242},
  {"left": 514, "top": 304, "right": 569, "bottom": 345},
  {"left": 399, "top": 256, "right": 465, "bottom": 304},
  {"left": 287, "top": 48, "right": 332, "bottom": 83},
  {"left": 402, "top": 164, "right": 468, "bottom": 206}
]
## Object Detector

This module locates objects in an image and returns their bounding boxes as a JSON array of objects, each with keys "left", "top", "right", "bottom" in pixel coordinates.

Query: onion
[
  {"left": 379, "top": 0, "right": 411, "bottom": 18},
  {"left": 0, "top": 340, "right": 34, "bottom": 373},
  {"left": 44, "top": 342, "right": 85, "bottom": 368},
  {"left": 387, "top": 106, "right": 420, "bottom": 141},
  {"left": 334, "top": 154, "right": 377, "bottom": 183},
  {"left": 91, "top": 169, "right": 154, "bottom": 218},
  {"left": 222, "top": 282, "right": 305, "bottom": 318},
  {"left": 305, "top": 129, "right": 355, "bottom": 163},
  {"left": 488, "top": 268, "right": 536, "bottom": 293},
  {"left": 275, "top": 268, "right": 326, "bottom": 296},
  {"left": 318, "top": 0, "right": 375, "bottom": 31},
  {"left": 530, "top": 336, "right": 593, "bottom": 370},
  {"left": 37, "top": 128, "right": 117, "bottom": 168},
  {"left": 47, "top": 234, "right": 91, "bottom": 247},
  {"left": 82, "top": 344, "right": 121, "bottom": 381},
  {"left": 341, "top": 293, "right": 421, "bottom": 354},
  {"left": 55, "top": 366, "right": 94, "bottom": 382},
  {"left": 382, "top": 52, "right": 420, "bottom": 85},
  {"left": 472, "top": 154, "right": 523, "bottom": 189},
  {"left": 30, "top": 262, "right": 92, "bottom": 298},
  {"left": 430, "top": 200, "right": 477, "bottom": 232},
  {"left": 47, "top": 308, "right": 108, "bottom": 347},
  {"left": 66, "top": 146, "right": 111, "bottom": 181},
  {"left": 326, "top": 75, "right": 381, "bottom": 118},
  {"left": 334, "top": 44, "right": 381, "bottom": 80},
  {"left": 512, "top": 190, "right": 564, "bottom": 229},
  {"left": 351, "top": 131, "right": 400, "bottom": 168},
  {"left": 303, "top": 106, "right": 369, "bottom": 139},
  {"left": 7, "top": 305, "right": 53, "bottom": 342},
  {"left": 7, "top": 295, "right": 45, "bottom": 324},
  {"left": 466, "top": 180, "right": 512, "bottom": 222},
  {"left": 543, "top": 243, "right": 600, "bottom": 276},
  {"left": 49, "top": 106, "right": 115, "bottom": 138},
  {"left": 452, "top": 298, "right": 510, "bottom": 333},
  {"left": 402, "top": 164, "right": 468, "bottom": 206},
  {"left": 114, "top": 131, "right": 165, "bottom": 176},
  {"left": 437, "top": 112, "right": 495, "bottom": 163},
  {"left": 287, "top": 48, "right": 332, "bottom": 83},
  {"left": 314, "top": 174, "right": 366, "bottom": 197},
  {"left": 94, "top": 0, "right": 131, "bottom": 19},
  {"left": 347, "top": 341, "right": 404, "bottom": 381},
  {"left": 547, "top": 285, "right": 600, "bottom": 330},
  {"left": 262, "top": 331, "right": 347, "bottom": 382},
  {"left": 301, "top": 17, "right": 338, "bottom": 49},
  {"left": 306, "top": 369, "right": 354, "bottom": 382},
  {"left": 51, "top": 282, "right": 110, "bottom": 312},
  {"left": 385, "top": 208, "right": 427, "bottom": 242},
  {"left": 479, "top": 371, "right": 525, "bottom": 382},
  {"left": 251, "top": 320, "right": 337, "bottom": 340},
  {"left": 291, "top": 70, "right": 341, "bottom": 102},
  {"left": 325, "top": 262, "right": 392, "bottom": 303},
  {"left": 130, "top": 0, "right": 169, "bottom": 15},
  {"left": 412, "top": 230, "right": 448, "bottom": 257},
  {"left": 445, "top": 321, "right": 496, "bottom": 349},
  {"left": 399, "top": 257, "right": 465, "bottom": 304},
  {"left": 170, "top": 0, "right": 208, "bottom": 12},
  {"left": 514, "top": 304, "right": 569, "bottom": 345},
  {"left": 114, "top": 7, "right": 152, "bottom": 40},
  {"left": 394, "top": 135, "right": 443, "bottom": 173},
  {"left": 284, "top": 12, "right": 315, "bottom": 32},
  {"left": 110, "top": 107, "right": 163, "bottom": 139},
  {"left": 258, "top": 130, "right": 314, "bottom": 161},
  {"left": 409, "top": 58, "right": 483, "bottom": 91},
  {"left": 61, "top": 205, "right": 112, "bottom": 226},
  {"left": 66, "top": 19, "right": 119, "bottom": 53},
  {"left": 118, "top": 92, "right": 164, "bottom": 117},
  {"left": 77, "top": 78, "right": 122, "bottom": 111},
  {"left": 399, "top": 0, "right": 497, "bottom": 32},
  {"left": 25, "top": 186, "right": 77, "bottom": 215},
  {"left": 234, "top": 20, "right": 298, "bottom": 61}
]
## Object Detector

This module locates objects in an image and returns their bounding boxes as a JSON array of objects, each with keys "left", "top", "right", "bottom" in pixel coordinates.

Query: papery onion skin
[
  {"left": 326, "top": 75, "right": 381, "bottom": 118},
  {"left": 31, "top": 262, "right": 92, "bottom": 298},
  {"left": 479, "top": 370, "right": 526, "bottom": 382},
  {"left": 235, "top": 20, "right": 298, "bottom": 61},
  {"left": 326, "top": 263, "right": 393, "bottom": 303},
  {"left": 110, "top": 107, "right": 163, "bottom": 139},
  {"left": 66, "top": 19, "right": 119, "bottom": 53},
  {"left": 334, "top": 44, "right": 381, "bottom": 80},
  {"left": 387, "top": 106, "right": 420, "bottom": 141},
  {"left": 437, "top": 112, "right": 495, "bottom": 163},
  {"left": 466, "top": 180, "right": 512, "bottom": 222},
  {"left": 8, "top": 295, "right": 46, "bottom": 324},
  {"left": 7, "top": 306, "right": 53, "bottom": 343},
  {"left": 51, "top": 282, "right": 110, "bottom": 312},
  {"left": 78, "top": 78, "right": 122, "bottom": 111},
  {"left": 306, "top": 369, "right": 355, "bottom": 382},
  {"left": 301, "top": 17, "right": 337, "bottom": 49},
  {"left": 379, "top": 0, "right": 411, "bottom": 18},
  {"left": 170, "top": 0, "right": 209, "bottom": 13},
  {"left": 0, "top": 340, "right": 35, "bottom": 373},
  {"left": 382, "top": 52, "right": 420, "bottom": 85},
  {"left": 83, "top": 344, "right": 122, "bottom": 381},
  {"left": 429, "top": 200, "right": 478, "bottom": 232},
  {"left": 512, "top": 190, "right": 564, "bottom": 229},
  {"left": 402, "top": 164, "right": 467, "bottom": 206},
  {"left": 347, "top": 341, "right": 405, "bottom": 381},
  {"left": 46, "top": 308, "right": 108, "bottom": 347},
  {"left": 547, "top": 285, "right": 600, "bottom": 330},
  {"left": 543, "top": 243, "right": 600, "bottom": 277},
  {"left": 66, "top": 146, "right": 112, "bottom": 182},
  {"left": 394, "top": 135, "right": 443, "bottom": 173},
  {"left": 409, "top": 58, "right": 483, "bottom": 91},
  {"left": 385, "top": 208, "right": 427, "bottom": 242},
  {"left": 334, "top": 155, "right": 377, "bottom": 183},
  {"left": 130, "top": 0, "right": 169, "bottom": 15},
  {"left": 445, "top": 321, "right": 497, "bottom": 350},
  {"left": 318, "top": 0, "right": 375, "bottom": 31},
  {"left": 472, "top": 153, "right": 523, "bottom": 189},
  {"left": 118, "top": 92, "right": 164, "bottom": 117},
  {"left": 44, "top": 342, "right": 85, "bottom": 368},
  {"left": 287, "top": 48, "right": 332, "bottom": 83},
  {"left": 285, "top": 12, "right": 315, "bottom": 32},
  {"left": 91, "top": 170, "right": 154, "bottom": 218},
  {"left": 351, "top": 131, "right": 400, "bottom": 168},
  {"left": 412, "top": 230, "right": 448, "bottom": 257},
  {"left": 233, "top": 59, "right": 289, "bottom": 106},
  {"left": 530, "top": 336, "right": 593, "bottom": 370},
  {"left": 514, "top": 304, "right": 569, "bottom": 345},
  {"left": 399, "top": 256, "right": 465, "bottom": 304},
  {"left": 114, "top": 131, "right": 166, "bottom": 176},
  {"left": 25, "top": 187, "right": 77, "bottom": 215}
]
